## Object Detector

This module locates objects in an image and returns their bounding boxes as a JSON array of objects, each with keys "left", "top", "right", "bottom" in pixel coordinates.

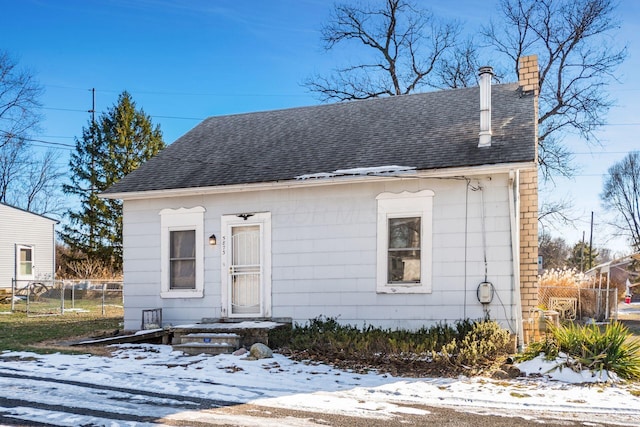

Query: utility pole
[
  {"left": 580, "top": 231, "right": 585, "bottom": 272},
  {"left": 589, "top": 211, "right": 594, "bottom": 270},
  {"left": 88, "top": 88, "right": 96, "bottom": 253}
]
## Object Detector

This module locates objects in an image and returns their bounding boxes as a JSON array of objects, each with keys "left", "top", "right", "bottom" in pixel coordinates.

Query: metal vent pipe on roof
[{"left": 478, "top": 66, "right": 494, "bottom": 148}]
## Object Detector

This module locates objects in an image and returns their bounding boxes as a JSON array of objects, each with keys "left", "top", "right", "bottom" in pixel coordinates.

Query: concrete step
[
  {"left": 174, "top": 332, "right": 241, "bottom": 346},
  {"left": 172, "top": 341, "right": 237, "bottom": 356},
  {"left": 172, "top": 332, "right": 241, "bottom": 355}
]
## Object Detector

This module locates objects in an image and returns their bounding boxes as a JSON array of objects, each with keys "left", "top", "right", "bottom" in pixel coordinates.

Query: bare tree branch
[
  {"left": 0, "top": 51, "right": 43, "bottom": 149},
  {"left": 601, "top": 151, "right": 640, "bottom": 251},
  {"left": 484, "top": 0, "right": 627, "bottom": 178},
  {"left": 304, "top": 0, "right": 463, "bottom": 101}
]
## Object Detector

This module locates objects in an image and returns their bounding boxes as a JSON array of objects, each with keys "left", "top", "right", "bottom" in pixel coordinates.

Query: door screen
[{"left": 229, "top": 225, "right": 261, "bottom": 314}]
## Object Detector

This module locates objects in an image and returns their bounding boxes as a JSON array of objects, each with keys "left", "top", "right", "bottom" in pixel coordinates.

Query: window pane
[
  {"left": 388, "top": 217, "right": 421, "bottom": 283},
  {"left": 20, "top": 248, "right": 32, "bottom": 262},
  {"left": 169, "top": 230, "right": 195, "bottom": 289},
  {"left": 388, "top": 250, "right": 421, "bottom": 283},
  {"left": 20, "top": 263, "right": 32, "bottom": 276},
  {"left": 20, "top": 248, "right": 33, "bottom": 276},
  {"left": 171, "top": 230, "right": 195, "bottom": 258},
  {"left": 388, "top": 217, "right": 420, "bottom": 249},
  {"left": 170, "top": 260, "right": 195, "bottom": 289}
]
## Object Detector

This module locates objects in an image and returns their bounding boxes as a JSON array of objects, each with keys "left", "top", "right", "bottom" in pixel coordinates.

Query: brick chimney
[
  {"left": 518, "top": 55, "right": 539, "bottom": 95},
  {"left": 478, "top": 66, "right": 494, "bottom": 148}
]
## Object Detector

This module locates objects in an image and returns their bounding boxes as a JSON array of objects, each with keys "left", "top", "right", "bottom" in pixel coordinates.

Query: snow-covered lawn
[{"left": 1, "top": 343, "right": 640, "bottom": 426}]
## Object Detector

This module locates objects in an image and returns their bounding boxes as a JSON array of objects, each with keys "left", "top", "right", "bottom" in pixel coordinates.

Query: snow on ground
[{"left": 1, "top": 343, "right": 640, "bottom": 426}]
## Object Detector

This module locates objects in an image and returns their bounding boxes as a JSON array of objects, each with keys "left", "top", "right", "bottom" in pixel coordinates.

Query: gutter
[
  {"left": 508, "top": 169, "right": 525, "bottom": 351},
  {"left": 101, "top": 161, "right": 536, "bottom": 201}
]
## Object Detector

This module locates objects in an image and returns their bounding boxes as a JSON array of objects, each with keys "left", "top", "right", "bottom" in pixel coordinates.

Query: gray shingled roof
[{"left": 103, "top": 83, "right": 535, "bottom": 195}]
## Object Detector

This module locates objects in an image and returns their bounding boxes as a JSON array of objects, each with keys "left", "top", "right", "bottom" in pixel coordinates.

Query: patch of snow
[
  {"left": 0, "top": 344, "right": 638, "bottom": 425},
  {"left": 63, "top": 308, "right": 89, "bottom": 313},
  {"left": 173, "top": 321, "right": 282, "bottom": 330},
  {"left": 296, "top": 165, "right": 416, "bottom": 180},
  {"left": 516, "top": 353, "right": 619, "bottom": 384},
  {"left": 134, "top": 328, "right": 164, "bottom": 335}
]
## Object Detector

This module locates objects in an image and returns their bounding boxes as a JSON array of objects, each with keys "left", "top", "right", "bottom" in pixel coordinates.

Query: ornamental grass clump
[
  {"left": 539, "top": 267, "right": 585, "bottom": 288},
  {"left": 522, "top": 322, "right": 640, "bottom": 380}
]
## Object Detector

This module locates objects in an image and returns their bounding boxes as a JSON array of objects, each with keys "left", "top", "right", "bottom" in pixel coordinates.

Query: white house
[
  {"left": 103, "top": 57, "right": 540, "bottom": 345},
  {"left": 0, "top": 202, "right": 57, "bottom": 290}
]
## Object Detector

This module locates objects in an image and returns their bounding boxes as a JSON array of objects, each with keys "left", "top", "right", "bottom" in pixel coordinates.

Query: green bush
[
  {"left": 281, "top": 316, "right": 477, "bottom": 356},
  {"left": 521, "top": 322, "right": 640, "bottom": 380},
  {"left": 438, "top": 320, "right": 512, "bottom": 366},
  {"left": 273, "top": 316, "right": 511, "bottom": 374}
]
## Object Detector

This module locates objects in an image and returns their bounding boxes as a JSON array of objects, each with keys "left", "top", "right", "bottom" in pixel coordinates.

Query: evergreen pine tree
[
  {"left": 62, "top": 91, "right": 164, "bottom": 272},
  {"left": 567, "top": 242, "right": 599, "bottom": 272}
]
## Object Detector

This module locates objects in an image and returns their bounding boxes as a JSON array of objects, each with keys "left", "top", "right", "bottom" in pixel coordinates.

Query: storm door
[{"left": 221, "top": 213, "right": 271, "bottom": 318}]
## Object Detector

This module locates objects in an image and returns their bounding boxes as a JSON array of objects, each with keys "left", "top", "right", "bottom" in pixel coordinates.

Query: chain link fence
[
  {"left": 539, "top": 285, "right": 618, "bottom": 322},
  {"left": 2, "top": 279, "right": 123, "bottom": 317}
]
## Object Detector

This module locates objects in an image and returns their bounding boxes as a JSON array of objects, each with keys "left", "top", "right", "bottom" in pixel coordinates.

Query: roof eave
[{"left": 101, "top": 161, "right": 537, "bottom": 201}]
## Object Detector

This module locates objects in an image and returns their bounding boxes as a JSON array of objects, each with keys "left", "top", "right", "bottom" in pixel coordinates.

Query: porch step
[{"left": 172, "top": 333, "right": 241, "bottom": 356}]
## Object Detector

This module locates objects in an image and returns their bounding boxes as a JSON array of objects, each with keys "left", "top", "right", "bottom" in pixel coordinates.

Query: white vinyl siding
[
  {"left": 0, "top": 203, "right": 56, "bottom": 289},
  {"left": 121, "top": 175, "right": 516, "bottom": 331}
]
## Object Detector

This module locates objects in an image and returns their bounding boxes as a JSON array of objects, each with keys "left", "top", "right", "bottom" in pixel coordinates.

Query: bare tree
[
  {"left": 0, "top": 51, "right": 64, "bottom": 216},
  {"left": 304, "top": 0, "right": 469, "bottom": 101},
  {"left": 21, "top": 150, "right": 66, "bottom": 215},
  {"left": 601, "top": 151, "right": 640, "bottom": 252},
  {"left": 436, "top": 37, "right": 480, "bottom": 89},
  {"left": 538, "top": 197, "right": 575, "bottom": 234},
  {"left": 0, "top": 51, "right": 43, "bottom": 149},
  {"left": 484, "top": 0, "right": 626, "bottom": 179},
  {"left": 0, "top": 137, "right": 25, "bottom": 202},
  {"left": 0, "top": 138, "right": 65, "bottom": 216}
]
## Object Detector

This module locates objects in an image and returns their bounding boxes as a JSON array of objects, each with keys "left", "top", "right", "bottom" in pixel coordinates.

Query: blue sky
[{"left": 2, "top": 0, "right": 639, "bottom": 255}]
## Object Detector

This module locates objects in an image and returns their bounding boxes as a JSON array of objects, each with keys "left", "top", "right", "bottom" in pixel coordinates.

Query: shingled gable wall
[{"left": 517, "top": 55, "right": 539, "bottom": 333}]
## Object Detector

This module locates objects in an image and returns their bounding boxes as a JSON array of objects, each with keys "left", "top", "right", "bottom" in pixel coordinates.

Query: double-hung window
[
  {"left": 169, "top": 230, "right": 196, "bottom": 289},
  {"left": 160, "top": 206, "right": 205, "bottom": 298},
  {"left": 376, "top": 190, "right": 433, "bottom": 293}
]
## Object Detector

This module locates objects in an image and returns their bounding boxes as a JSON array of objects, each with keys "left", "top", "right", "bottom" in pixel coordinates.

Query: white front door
[
  {"left": 16, "top": 245, "right": 34, "bottom": 282},
  {"left": 221, "top": 213, "right": 271, "bottom": 318}
]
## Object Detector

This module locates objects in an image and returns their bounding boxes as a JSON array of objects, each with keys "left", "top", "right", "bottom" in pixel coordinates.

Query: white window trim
[
  {"left": 376, "top": 190, "right": 434, "bottom": 294},
  {"left": 160, "top": 206, "right": 205, "bottom": 298}
]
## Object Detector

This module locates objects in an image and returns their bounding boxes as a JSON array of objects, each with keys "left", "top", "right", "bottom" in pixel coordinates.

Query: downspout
[{"left": 508, "top": 169, "right": 525, "bottom": 350}]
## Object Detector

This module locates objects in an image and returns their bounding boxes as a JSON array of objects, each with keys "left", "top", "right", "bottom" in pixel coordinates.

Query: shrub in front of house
[
  {"left": 270, "top": 316, "right": 512, "bottom": 376},
  {"left": 520, "top": 321, "right": 640, "bottom": 380},
  {"left": 437, "top": 320, "right": 512, "bottom": 367}
]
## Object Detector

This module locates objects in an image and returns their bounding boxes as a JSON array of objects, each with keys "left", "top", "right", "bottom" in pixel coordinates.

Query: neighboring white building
[
  {"left": 0, "top": 202, "right": 57, "bottom": 289},
  {"left": 103, "top": 58, "right": 540, "bottom": 345}
]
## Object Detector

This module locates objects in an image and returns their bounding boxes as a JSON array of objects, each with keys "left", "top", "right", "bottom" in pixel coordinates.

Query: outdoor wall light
[{"left": 209, "top": 234, "right": 217, "bottom": 246}]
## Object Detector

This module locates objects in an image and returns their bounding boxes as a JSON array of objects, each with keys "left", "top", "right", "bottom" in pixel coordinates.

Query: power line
[
  {"left": 42, "top": 83, "right": 309, "bottom": 98},
  {"left": 151, "top": 115, "right": 205, "bottom": 121},
  {"left": 42, "top": 106, "right": 205, "bottom": 121},
  {"left": 0, "top": 130, "right": 75, "bottom": 148},
  {"left": 29, "top": 143, "right": 73, "bottom": 151}
]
